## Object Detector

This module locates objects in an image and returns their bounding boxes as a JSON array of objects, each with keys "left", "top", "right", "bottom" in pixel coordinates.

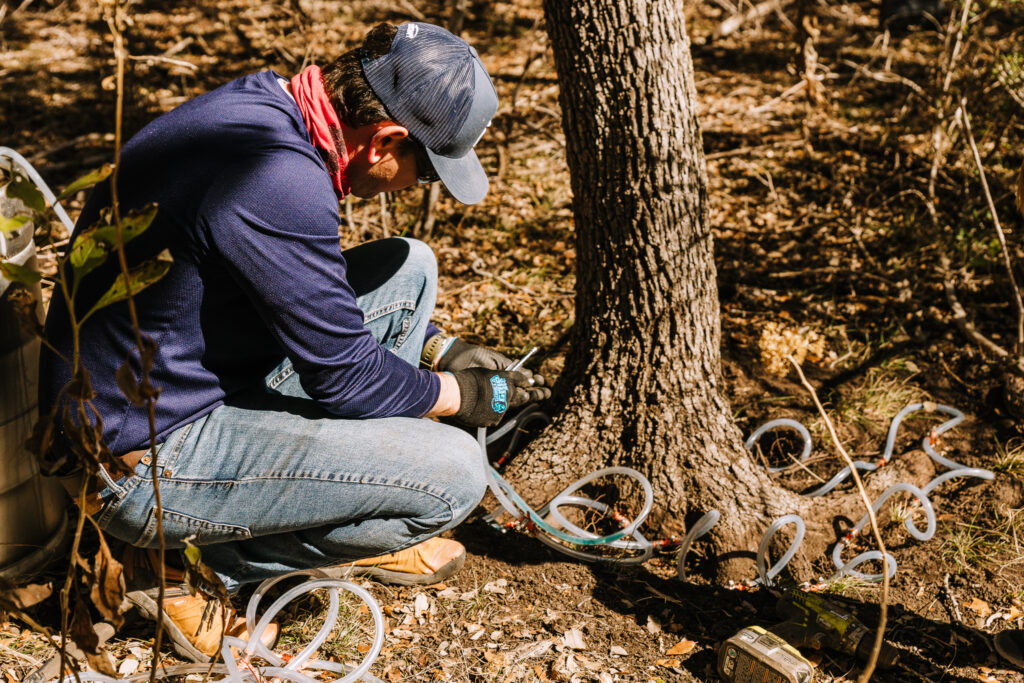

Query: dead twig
[
  {"left": 344, "top": 194, "right": 356, "bottom": 237},
  {"left": 750, "top": 80, "right": 807, "bottom": 114},
  {"left": 938, "top": 254, "right": 1019, "bottom": 366},
  {"left": 470, "top": 257, "right": 534, "bottom": 295},
  {"left": 960, "top": 98, "right": 1024, "bottom": 358},
  {"left": 928, "top": 0, "right": 973, "bottom": 202},
  {"left": 840, "top": 59, "right": 926, "bottom": 97},
  {"left": 714, "top": 0, "right": 795, "bottom": 39},
  {"left": 417, "top": 183, "right": 441, "bottom": 238},
  {"left": 943, "top": 573, "right": 963, "bottom": 623},
  {"left": 390, "top": 0, "right": 426, "bottom": 21},
  {"left": 787, "top": 357, "right": 889, "bottom": 683},
  {"left": 379, "top": 192, "right": 391, "bottom": 238},
  {"left": 705, "top": 138, "right": 803, "bottom": 160},
  {"left": 126, "top": 54, "right": 198, "bottom": 71},
  {"left": 29, "top": 133, "right": 114, "bottom": 164}
]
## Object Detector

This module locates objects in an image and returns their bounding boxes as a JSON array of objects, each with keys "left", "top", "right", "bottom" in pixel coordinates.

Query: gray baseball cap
[{"left": 361, "top": 23, "right": 498, "bottom": 205}]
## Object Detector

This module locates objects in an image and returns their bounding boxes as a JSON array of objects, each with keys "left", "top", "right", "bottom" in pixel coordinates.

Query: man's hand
[
  {"left": 435, "top": 338, "right": 549, "bottom": 389},
  {"left": 436, "top": 338, "right": 513, "bottom": 372},
  {"left": 449, "top": 367, "right": 550, "bottom": 428}
]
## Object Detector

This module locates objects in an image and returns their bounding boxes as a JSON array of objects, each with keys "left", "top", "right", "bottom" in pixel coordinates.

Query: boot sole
[
  {"left": 995, "top": 630, "right": 1024, "bottom": 668},
  {"left": 321, "top": 551, "right": 465, "bottom": 586}
]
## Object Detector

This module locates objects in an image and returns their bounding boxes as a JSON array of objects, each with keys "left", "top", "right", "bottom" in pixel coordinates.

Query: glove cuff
[
  {"left": 451, "top": 370, "right": 479, "bottom": 423},
  {"left": 421, "top": 333, "right": 457, "bottom": 370}
]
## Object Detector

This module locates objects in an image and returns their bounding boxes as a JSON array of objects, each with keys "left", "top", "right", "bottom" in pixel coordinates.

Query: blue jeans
[{"left": 95, "top": 238, "right": 487, "bottom": 591}]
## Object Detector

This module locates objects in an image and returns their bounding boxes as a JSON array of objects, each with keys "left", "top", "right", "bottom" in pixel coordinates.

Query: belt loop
[{"left": 96, "top": 463, "right": 126, "bottom": 496}]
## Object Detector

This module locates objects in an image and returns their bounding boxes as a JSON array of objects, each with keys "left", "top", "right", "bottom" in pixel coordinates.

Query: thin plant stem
[
  {"left": 787, "top": 357, "right": 889, "bottom": 683},
  {"left": 104, "top": 3, "right": 167, "bottom": 677},
  {"left": 959, "top": 98, "right": 1024, "bottom": 358}
]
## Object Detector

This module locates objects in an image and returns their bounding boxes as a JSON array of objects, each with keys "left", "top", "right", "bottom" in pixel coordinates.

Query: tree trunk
[{"left": 505, "top": 0, "right": 904, "bottom": 581}]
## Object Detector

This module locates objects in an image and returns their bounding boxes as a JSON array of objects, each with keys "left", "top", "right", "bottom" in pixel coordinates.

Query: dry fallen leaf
[
  {"left": 117, "top": 657, "right": 140, "bottom": 676},
  {"left": 666, "top": 639, "right": 696, "bottom": 656},
  {"left": 968, "top": 597, "right": 993, "bottom": 617},
  {"left": 656, "top": 658, "right": 681, "bottom": 667}
]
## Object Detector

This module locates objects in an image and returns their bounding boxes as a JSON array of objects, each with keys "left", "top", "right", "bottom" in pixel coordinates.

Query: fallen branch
[{"left": 787, "top": 357, "right": 889, "bottom": 683}]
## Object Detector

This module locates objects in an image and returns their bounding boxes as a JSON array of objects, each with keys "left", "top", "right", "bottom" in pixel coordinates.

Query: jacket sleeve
[{"left": 200, "top": 149, "right": 440, "bottom": 418}]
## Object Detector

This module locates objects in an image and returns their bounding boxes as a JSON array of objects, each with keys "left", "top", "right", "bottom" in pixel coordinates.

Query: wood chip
[
  {"left": 414, "top": 593, "right": 429, "bottom": 619},
  {"left": 610, "top": 645, "right": 628, "bottom": 657},
  {"left": 562, "top": 628, "right": 586, "bottom": 650},
  {"left": 666, "top": 639, "right": 696, "bottom": 656}
]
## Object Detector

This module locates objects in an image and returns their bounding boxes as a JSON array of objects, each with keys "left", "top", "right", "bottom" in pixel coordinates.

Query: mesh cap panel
[
  {"left": 362, "top": 23, "right": 485, "bottom": 154},
  {"left": 360, "top": 22, "right": 498, "bottom": 203}
]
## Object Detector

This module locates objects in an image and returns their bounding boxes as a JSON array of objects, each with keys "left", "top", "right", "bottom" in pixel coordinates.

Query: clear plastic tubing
[
  {"left": 53, "top": 571, "right": 387, "bottom": 683},
  {"left": 473, "top": 350, "right": 655, "bottom": 561},
  {"left": 830, "top": 483, "right": 932, "bottom": 581},
  {"left": 0, "top": 147, "right": 76, "bottom": 232},
  {"left": 756, "top": 514, "right": 806, "bottom": 585},
  {"left": 675, "top": 510, "right": 721, "bottom": 581},
  {"left": 744, "top": 402, "right": 995, "bottom": 583},
  {"left": 744, "top": 419, "right": 812, "bottom": 473}
]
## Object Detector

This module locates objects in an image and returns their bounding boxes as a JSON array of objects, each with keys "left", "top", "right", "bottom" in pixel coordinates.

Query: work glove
[
  {"left": 437, "top": 338, "right": 513, "bottom": 372},
  {"left": 436, "top": 338, "right": 549, "bottom": 389},
  {"left": 449, "top": 367, "right": 551, "bottom": 428}
]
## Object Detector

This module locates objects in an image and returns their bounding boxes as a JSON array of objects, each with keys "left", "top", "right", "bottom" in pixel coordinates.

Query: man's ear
[{"left": 366, "top": 123, "right": 410, "bottom": 164}]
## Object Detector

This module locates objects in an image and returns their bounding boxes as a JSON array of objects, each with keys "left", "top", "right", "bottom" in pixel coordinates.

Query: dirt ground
[{"left": 2, "top": 0, "right": 1024, "bottom": 681}]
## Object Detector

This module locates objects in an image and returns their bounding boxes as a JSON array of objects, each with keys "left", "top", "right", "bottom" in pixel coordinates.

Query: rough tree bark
[{"left": 505, "top": 0, "right": 929, "bottom": 581}]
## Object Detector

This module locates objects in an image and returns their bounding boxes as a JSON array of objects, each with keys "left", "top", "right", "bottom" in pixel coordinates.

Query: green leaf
[
  {"left": 110, "top": 203, "right": 158, "bottom": 244},
  {"left": 58, "top": 164, "right": 114, "bottom": 201},
  {"left": 183, "top": 544, "right": 201, "bottom": 566},
  {"left": 85, "top": 249, "right": 173, "bottom": 317},
  {"left": 83, "top": 203, "right": 159, "bottom": 248},
  {"left": 0, "top": 261, "right": 43, "bottom": 285},
  {"left": 69, "top": 236, "right": 109, "bottom": 288},
  {"left": 0, "top": 215, "right": 31, "bottom": 236},
  {"left": 5, "top": 174, "right": 46, "bottom": 214}
]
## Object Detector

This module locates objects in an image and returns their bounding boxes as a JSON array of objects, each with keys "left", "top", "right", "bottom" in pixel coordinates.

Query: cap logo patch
[{"left": 406, "top": 24, "right": 420, "bottom": 39}]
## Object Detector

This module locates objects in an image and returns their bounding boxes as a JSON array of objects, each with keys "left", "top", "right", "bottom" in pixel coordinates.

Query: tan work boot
[
  {"left": 322, "top": 537, "right": 466, "bottom": 586},
  {"left": 123, "top": 547, "right": 278, "bottom": 663}
]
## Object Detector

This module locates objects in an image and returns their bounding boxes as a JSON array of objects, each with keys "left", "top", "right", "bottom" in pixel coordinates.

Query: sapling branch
[
  {"left": 105, "top": 2, "right": 168, "bottom": 677},
  {"left": 787, "top": 356, "right": 889, "bottom": 683}
]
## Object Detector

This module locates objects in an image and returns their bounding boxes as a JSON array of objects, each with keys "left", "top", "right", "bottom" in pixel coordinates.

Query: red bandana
[{"left": 290, "top": 65, "right": 351, "bottom": 198}]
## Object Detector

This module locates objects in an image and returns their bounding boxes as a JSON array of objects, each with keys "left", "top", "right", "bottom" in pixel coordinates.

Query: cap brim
[{"left": 426, "top": 146, "right": 489, "bottom": 205}]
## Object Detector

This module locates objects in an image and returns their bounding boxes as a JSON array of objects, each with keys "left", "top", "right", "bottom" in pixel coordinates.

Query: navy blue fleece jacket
[{"left": 40, "top": 70, "right": 440, "bottom": 455}]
